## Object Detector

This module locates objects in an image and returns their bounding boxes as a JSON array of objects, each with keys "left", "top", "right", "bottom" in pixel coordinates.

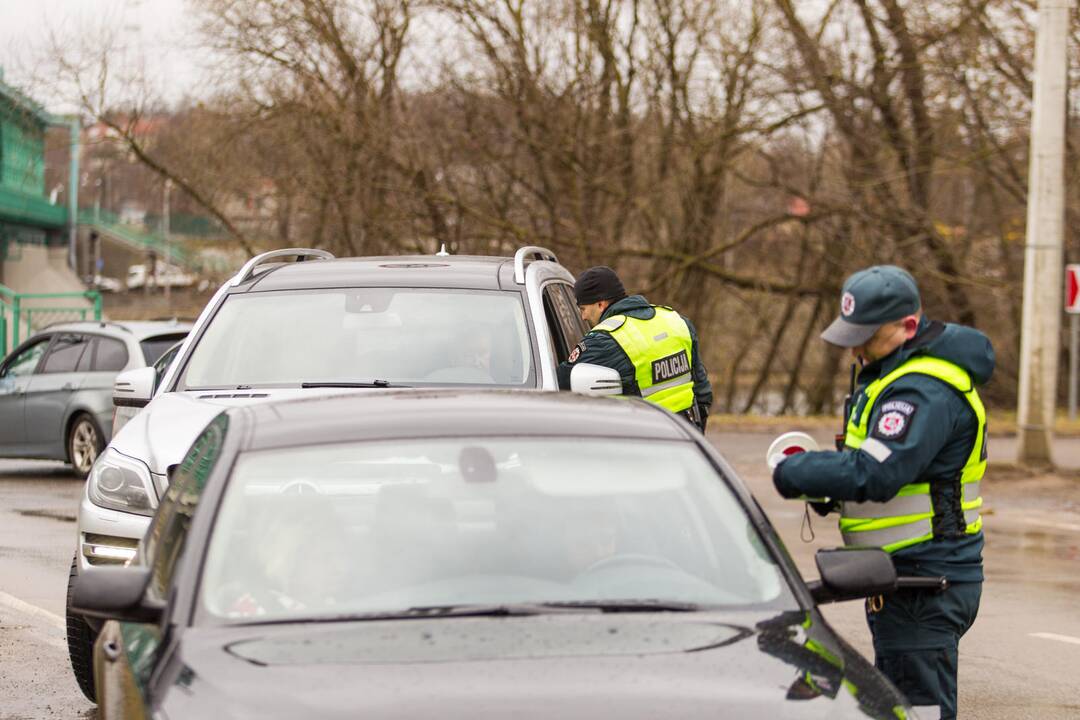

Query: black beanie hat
[{"left": 574, "top": 266, "right": 627, "bottom": 305}]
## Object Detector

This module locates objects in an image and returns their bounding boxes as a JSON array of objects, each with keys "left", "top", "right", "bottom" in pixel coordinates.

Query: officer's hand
[{"left": 698, "top": 405, "right": 709, "bottom": 432}]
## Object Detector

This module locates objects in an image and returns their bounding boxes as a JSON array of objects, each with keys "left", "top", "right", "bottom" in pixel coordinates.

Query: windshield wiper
[
  {"left": 230, "top": 601, "right": 701, "bottom": 628},
  {"left": 300, "top": 380, "right": 407, "bottom": 389},
  {"left": 538, "top": 599, "right": 703, "bottom": 613},
  {"left": 284, "top": 603, "right": 581, "bottom": 624}
]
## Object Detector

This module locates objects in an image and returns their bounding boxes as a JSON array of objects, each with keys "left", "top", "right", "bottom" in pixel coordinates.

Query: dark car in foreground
[{"left": 75, "top": 391, "right": 917, "bottom": 719}]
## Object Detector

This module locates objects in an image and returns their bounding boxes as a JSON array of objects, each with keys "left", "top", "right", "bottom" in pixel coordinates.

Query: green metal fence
[
  {"left": 0, "top": 284, "right": 102, "bottom": 357},
  {"left": 77, "top": 208, "right": 191, "bottom": 267}
]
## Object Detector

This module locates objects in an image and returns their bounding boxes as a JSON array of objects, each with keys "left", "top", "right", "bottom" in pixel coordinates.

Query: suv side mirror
[
  {"left": 807, "top": 548, "right": 897, "bottom": 605},
  {"left": 71, "top": 565, "right": 164, "bottom": 624},
  {"left": 570, "top": 363, "right": 622, "bottom": 397},
  {"left": 113, "top": 366, "right": 156, "bottom": 409}
]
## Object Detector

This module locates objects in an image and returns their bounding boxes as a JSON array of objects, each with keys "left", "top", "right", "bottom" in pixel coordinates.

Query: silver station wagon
[{"left": 0, "top": 320, "right": 191, "bottom": 477}]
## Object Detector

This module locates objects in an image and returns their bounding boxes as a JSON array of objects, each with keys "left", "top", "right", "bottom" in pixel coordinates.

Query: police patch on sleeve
[
  {"left": 568, "top": 341, "right": 586, "bottom": 363},
  {"left": 871, "top": 400, "right": 917, "bottom": 442}
]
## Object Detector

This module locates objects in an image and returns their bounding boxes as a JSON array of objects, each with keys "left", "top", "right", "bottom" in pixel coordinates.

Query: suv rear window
[
  {"left": 141, "top": 334, "right": 189, "bottom": 365},
  {"left": 181, "top": 288, "right": 534, "bottom": 389}
]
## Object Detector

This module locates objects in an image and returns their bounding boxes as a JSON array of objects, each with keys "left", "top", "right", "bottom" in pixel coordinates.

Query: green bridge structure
[{"left": 0, "top": 70, "right": 218, "bottom": 357}]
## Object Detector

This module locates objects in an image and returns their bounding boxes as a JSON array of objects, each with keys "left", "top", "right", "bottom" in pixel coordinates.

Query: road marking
[
  {"left": 0, "top": 590, "right": 65, "bottom": 629},
  {"left": 1030, "top": 632, "right": 1080, "bottom": 646}
]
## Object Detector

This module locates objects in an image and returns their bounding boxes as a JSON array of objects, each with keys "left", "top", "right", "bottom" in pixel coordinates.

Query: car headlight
[{"left": 88, "top": 448, "right": 157, "bottom": 516}]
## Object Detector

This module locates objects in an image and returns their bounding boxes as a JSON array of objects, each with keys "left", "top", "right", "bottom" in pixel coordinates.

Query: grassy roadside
[{"left": 708, "top": 411, "right": 1080, "bottom": 437}]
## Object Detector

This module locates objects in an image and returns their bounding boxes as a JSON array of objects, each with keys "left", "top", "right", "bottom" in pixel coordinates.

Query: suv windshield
[
  {"left": 180, "top": 288, "right": 534, "bottom": 388},
  {"left": 200, "top": 438, "right": 795, "bottom": 623}
]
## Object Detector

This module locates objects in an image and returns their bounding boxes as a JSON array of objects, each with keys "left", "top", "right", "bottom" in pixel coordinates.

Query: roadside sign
[
  {"left": 1070, "top": 265, "right": 1080, "bottom": 420},
  {"left": 1068, "top": 264, "right": 1080, "bottom": 313}
]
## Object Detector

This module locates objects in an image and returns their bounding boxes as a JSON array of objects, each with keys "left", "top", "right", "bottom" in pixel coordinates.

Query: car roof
[
  {"left": 242, "top": 255, "right": 534, "bottom": 292},
  {"left": 36, "top": 320, "right": 193, "bottom": 341},
  {"left": 240, "top": 390, "right": 693, "bottom": 451}
]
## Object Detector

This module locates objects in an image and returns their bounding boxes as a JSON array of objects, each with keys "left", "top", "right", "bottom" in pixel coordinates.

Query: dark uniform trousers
[{"left": 866, "top": 581, "right": 982, "bottom": 720}]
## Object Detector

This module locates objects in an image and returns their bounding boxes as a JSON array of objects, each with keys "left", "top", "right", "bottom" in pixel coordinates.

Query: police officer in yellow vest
[
  {"left": 772, "top": 266, "right": 993, "bottom": 720},
  {"left": 557, "top": 266, "right": 713, "bottom": 430}
]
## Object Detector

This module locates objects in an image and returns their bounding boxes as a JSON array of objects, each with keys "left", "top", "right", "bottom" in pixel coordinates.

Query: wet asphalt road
[
  {"left": 2, "top": 433, "right": 1080, "bottom": 719},
  {"left": 0, "top": 459, "right": 93, "bottom": 720}
]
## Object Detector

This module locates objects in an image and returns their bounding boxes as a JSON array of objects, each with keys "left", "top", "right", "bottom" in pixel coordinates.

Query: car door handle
[
  {"left": 102, "top": 639, "right": 122, "bottom": 662},
  {"left": 62, "top": 383, "right": 75, "bottom": 391}
]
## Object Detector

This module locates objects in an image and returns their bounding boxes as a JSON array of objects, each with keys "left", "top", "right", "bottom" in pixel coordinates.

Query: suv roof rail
[
  {"left": 231, "top": 248, "right": 335, "bottom": 286},
  {"left": 38, "top": 319, "right": 132, "bottom": 334},
  {"left": 513, "top": 246, "right": 558, "bottom": 284}
]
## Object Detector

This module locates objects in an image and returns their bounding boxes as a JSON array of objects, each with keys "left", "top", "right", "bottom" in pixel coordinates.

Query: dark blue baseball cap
[{"left": 821, "top": 265, "right": 921, "bottom": 347}]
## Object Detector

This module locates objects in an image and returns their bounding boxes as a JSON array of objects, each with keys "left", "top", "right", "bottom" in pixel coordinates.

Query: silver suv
[
  {"left": 0, "top": 320, "right": 190, "bottom": 477},
  {"left": 68, "top": 246, "right": 590, "bottom": 700}
]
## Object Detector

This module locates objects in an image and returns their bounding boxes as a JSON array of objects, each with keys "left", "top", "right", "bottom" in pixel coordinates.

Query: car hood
[
  {"left": 158, "top": 611, "right": 910, "bottom": 719},
  {"left": 109, "top": 389, "right": 350, "bottom": 476}
]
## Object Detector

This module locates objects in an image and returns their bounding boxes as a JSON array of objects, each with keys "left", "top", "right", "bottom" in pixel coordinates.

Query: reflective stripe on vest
[
  {"left": 592, "top": 307, "right": 695, "bottom": 413},
  {"left": 840, "top": 356, "right": 986, "bottom": 553}
]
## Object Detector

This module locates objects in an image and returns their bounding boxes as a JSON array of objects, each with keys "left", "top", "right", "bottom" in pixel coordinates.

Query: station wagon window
[
  {"left": 76, "top": 339, "right": 95, "bottom": 372},
  {"left": 41, "top": 334, "right": 89, "bottom": 373},
  {"left": 140, "top": 334, "right": 188, "bottom": 366},
  {"left": 93, "top": 337, "right": 129, "bottom": 372},
  {"left": 1, "top": 339, "right": 49, "bottom": 378}
]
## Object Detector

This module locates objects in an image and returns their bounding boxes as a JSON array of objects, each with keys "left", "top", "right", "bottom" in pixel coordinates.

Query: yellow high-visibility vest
[
  {"left": 592, "top": 306, "right": 695, "bottom": 413},
  {"left": 840, "top": 356, "right": 985, "bottom": 553}
]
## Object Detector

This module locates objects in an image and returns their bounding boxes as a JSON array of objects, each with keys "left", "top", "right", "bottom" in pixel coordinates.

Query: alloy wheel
[{"left": 71, "top": 420, "right": 100, "bottom": 475}]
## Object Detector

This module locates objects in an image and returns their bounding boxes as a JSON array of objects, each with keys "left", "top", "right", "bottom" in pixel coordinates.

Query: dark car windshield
[
  {"left": 141, "top": 334, "right": 189, "bottom": 365},
  {"left": 200, "top": 438, "right": 796, "bottom": 623},
  {"left": 180, "top": 288, "right": 534, "bottom": 389}
]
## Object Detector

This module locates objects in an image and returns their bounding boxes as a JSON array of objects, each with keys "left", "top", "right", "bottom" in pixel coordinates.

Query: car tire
[
  {"left": 66, "top": 554, "right": 98, "bottom": 703},
  {"left": 67, "top": 413, "right": 104, "bottom": 479}
]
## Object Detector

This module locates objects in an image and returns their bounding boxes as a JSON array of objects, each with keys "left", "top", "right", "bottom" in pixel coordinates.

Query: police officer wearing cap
[
  {"left": 772, "top": 265, "right": 994, "bottom": 720},
  {"left": 557, "top": 266, "right": 713, "bottom": 430}
]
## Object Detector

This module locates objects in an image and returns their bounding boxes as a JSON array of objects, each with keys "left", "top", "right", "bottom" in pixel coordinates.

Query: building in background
[{"left": 0, "top": 70, "right": 68, "bottom": 281}]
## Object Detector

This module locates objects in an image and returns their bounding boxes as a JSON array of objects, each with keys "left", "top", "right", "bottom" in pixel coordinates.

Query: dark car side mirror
[
  {"left": 71, "top": 565, "right": 164, "bottom": 624},
  {"left": 807, "top": 548, "right": 897, "bottom": 605}
]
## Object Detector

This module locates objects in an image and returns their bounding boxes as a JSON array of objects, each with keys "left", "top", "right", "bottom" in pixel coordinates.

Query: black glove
[
  {"left": 697, "top": 404, "right": 709, "bottom": 432},
  {"left": 809, "top": 500, "right": 838, "bottom": 517}
]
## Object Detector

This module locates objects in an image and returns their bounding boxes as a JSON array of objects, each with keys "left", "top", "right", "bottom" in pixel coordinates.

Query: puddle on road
[
  {"left": 989, "top": 526, "right": 1079, "bottom": 558},
  {"left": 15, "top": 508, "right": 76, "bottom": 523},
  {"left": 985, "top": 525, "right": 1080, "bottom": 591}
]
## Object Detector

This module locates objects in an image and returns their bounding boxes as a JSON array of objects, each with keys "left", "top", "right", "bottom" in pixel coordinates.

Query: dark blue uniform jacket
[
  {"left": 774, "top": 319, "right": 995, "bottom": 582},
  {"left": 556, "top": 295, "right": 713, "bottom": 412}
]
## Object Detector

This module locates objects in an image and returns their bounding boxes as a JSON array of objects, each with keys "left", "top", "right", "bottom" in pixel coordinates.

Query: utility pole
[
  {"left": 67, "top": 117, "right": 79, "bottom": 272},
  {"left": 1017, "top": 0, "right": 1070, "bottom": 465},
  {"left": 163, "top": 179, "right": 172, "bottom": 308}
]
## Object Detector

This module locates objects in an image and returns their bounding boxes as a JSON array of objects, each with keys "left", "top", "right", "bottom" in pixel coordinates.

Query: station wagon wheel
[{"left": 68, "top": 414, "right": 104, "bottom": 479}]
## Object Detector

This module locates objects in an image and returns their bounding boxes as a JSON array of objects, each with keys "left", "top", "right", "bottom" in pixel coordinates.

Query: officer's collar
[
  {"left": 600, "top": 294, "right": 647, "bottom": 321},
  {"left": 860, "top": 318, "right": 941, "bottom": 380}
]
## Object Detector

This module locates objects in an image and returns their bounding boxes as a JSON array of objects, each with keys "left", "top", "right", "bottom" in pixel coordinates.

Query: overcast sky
[{"left": 0, "top": 0, "right": 203, "bottom": 110}]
